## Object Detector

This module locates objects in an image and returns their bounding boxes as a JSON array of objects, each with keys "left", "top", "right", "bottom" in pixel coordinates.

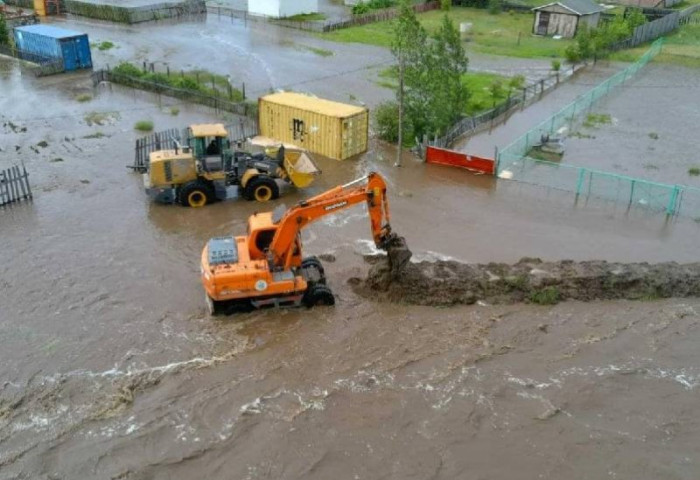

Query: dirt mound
[{"left": 351, "top": 257, "right": 700, "bottom": 306}]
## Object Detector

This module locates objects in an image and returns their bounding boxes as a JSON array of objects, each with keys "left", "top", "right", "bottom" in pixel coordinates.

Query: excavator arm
[{"left": 268, "top": 172, "right": 408, "bottom": 271}]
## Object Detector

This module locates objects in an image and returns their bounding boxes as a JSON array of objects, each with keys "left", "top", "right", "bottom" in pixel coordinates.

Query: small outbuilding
[
  {"left": 532, "top": 0, "right": 604, "bottom": 38},
  {"left": 248, "top": 0, "right": 319, "bottom": 18}
]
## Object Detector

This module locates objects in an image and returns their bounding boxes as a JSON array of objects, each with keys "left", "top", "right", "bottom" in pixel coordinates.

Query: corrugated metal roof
[
  {"left": 260, "top": 92, "right": 366, "bottom": 118},
  {"left": 14, "top": 24, "right": 85, "bottom": 39},
  {"left": 533, "top": 0, "right": 604, "bottom": 15},
  {"left": 190, "top": 123, "right": 228, "bottom": 137}
]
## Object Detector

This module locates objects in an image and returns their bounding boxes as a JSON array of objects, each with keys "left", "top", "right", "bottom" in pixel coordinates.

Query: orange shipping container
[{"left": 258, "top": 92, "right": 368, "bottom": 161}]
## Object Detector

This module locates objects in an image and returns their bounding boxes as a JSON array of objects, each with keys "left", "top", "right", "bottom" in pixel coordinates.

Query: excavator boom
[{"left": 268, "top": 172, "right": 398, "bottom": 270}]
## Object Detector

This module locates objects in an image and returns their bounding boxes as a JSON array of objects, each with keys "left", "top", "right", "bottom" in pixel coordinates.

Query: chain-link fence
[
  {"left": 498, "top": 39, "right": 664, "bottom": 164},
  {"left": 493, "top": 39, "right": 699, "bottom": 217},
  {"left": 498, "top": 153, "right": 700, "bottom": 216}
]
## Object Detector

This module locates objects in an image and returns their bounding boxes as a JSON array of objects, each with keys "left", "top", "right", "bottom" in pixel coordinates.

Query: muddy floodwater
[{"left": 2, "top": 51, "right": 700, "bottom": 479}]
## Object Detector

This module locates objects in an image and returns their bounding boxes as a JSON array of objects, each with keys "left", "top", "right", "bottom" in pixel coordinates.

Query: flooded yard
[{"left": 1, "top": 22, "right": 700, "bottom": 480}]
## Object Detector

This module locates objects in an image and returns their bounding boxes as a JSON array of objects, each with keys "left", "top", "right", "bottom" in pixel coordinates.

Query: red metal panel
[{"left": 426, "top": 146, "right": 495, "bottom": 175}]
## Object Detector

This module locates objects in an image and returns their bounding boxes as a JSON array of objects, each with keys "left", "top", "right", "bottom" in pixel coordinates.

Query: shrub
[
  {"left": 551, "top": 59, "right": 561, "bottom": 72},
  {"left": 441, "top": 0, "right": 451, "bottom": 10},
  {"left": 565, "top": 44, "right": 581, "bottom": 64},
  {"left": 76, "top": 94, "right": 92, "bottom": 102},
  {"left": 352, "top": 0, "right": 395, "bottom": 14},
  {"left": 113, "top": 62, "right": 144, "bottom": 77},
  {"left": 689, "top": 167, "right": 700, "bottom": 176},
  {"left": 0, "top": 14, "right": 11, "bottom": 47},
  {"left": 374, "top": 101, "right": 401, "bottom": 143},
  {"left": 489, "top": 80, "right": 504, "bottom": 100},
  {"left": 352, "top": 2, "right": 370, "bottom": 15},
  {"left": 529, "top": 287, "right": 561, "bottom": 305},
  {"left": 488, "top": 0, "right": 502, "bottom": 14},
  {"left": 172, "top": 76, "right": 201, "bottom": 91},
  {"left": 508, "top": 74, "right": 525, "bottom": 91},
  {"left": 134, "top": 120, "right": 154, "bottom": 132}
]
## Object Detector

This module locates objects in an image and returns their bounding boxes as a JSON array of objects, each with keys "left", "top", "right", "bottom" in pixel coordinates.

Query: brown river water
[{"left": 1, "top": 57, "right": 700, "bottom": 479}]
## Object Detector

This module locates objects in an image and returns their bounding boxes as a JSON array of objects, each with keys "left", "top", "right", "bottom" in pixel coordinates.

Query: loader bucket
[{"left": 282, "top": 149, "right": 321, "bottom": 189}]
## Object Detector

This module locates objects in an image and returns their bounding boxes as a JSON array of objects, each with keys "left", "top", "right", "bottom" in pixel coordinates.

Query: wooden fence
[
  {"left": 0, "top": 164, "right": 33, "bottom": 207},
  {"left": 131, "top": 121, "right": 259, "bottom": 172},
  {"left": 610, "top": 4, "right": 700, "bottom": 50},
  {"left": 92, "top": 69, "right": 252, "bottom": 117},
  {"left": 207, "top": 1, "right": 440, "bottom": 32}
]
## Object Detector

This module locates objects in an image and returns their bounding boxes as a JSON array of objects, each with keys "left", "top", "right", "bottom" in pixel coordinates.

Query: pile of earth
[{"left": 350, "top": 256, "right": 700, "bottom": 306}]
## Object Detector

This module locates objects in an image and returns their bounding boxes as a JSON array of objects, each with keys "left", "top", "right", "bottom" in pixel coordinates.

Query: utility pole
[{"left": 395, "top": 53, "right": 404, "bottom": 167}]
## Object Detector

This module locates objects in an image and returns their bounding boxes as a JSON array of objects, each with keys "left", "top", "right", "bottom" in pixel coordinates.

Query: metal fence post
[{"left": 667, "top": 186, "right": 680, "bottom": 216}]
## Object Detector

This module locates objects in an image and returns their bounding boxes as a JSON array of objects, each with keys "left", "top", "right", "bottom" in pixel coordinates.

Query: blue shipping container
[{"left": 13, "top": 25, "right": 92, "bottom": 72}]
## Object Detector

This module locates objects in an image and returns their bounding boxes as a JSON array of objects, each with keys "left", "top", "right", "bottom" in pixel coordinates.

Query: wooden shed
[{"left": 532, "top": 0, "right": 604, "bottom": 38}]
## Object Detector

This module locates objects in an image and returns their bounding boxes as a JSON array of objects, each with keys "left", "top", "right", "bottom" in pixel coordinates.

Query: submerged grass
[
  {"left": 112, "top": 62, "right": 244, "bottom": 102},
  {"left": 134, "top": 120, "right": 154, "bottom": 132}
]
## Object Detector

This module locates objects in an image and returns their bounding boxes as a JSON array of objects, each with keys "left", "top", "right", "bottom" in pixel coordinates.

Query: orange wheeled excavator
[{"left": 200, "top": 172, "right": 411, "bottom": 314}]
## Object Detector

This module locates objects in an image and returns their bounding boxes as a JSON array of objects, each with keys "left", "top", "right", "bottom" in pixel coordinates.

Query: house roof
[{"left": 533, "top": 0, "right": 604, "bottom": 15}]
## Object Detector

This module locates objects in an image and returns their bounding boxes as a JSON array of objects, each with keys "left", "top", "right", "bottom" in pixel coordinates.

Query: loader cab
[{"left": 187, "top": 124, "right": 231, "bottom": 171}]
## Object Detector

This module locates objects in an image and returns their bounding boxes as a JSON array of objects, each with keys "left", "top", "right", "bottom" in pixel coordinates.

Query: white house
[{"left": 248, "top": 0, "right": 319, "bottom": 18}]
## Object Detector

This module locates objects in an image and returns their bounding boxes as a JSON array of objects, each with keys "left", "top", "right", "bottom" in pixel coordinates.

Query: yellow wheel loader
[{"left": 143, "top": 124, "right": 320, "bottom": 207}]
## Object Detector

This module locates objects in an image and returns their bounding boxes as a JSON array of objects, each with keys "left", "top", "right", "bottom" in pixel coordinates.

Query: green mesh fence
[
  {"left": 498, "top": 153, "right": 699, "bottom": 216},
  {"left": 495, "top": 39, "right": 698, "bottom": 217}
]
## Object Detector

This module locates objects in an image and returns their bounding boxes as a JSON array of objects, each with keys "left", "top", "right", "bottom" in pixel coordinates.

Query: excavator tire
[
  {"left": 244, "top": 176, "right": 279, "bottom": 202},
  {"left": 179, "top": 181, "right": 214, "bottom": 208},
  {"left": 302, "top": 256, "right": 326, "bottom": 286},
  {"left": 302, "top": 256, "right": 325, "bottom": 276},
  {"left": 205, "top": 294, "right": 224, "bottom": 316},
  {"left": 303, "top": 284, "right": 335, "bottom": 308}
]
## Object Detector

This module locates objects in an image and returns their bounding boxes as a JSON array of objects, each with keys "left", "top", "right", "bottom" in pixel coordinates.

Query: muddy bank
[{"left": 354, "top": 257, "right": 700, "bottom": 306}]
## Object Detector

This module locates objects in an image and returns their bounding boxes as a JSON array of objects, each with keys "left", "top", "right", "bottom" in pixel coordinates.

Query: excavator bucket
[{"left": 386, "top": 235, "right": 412, "bottom": 278}]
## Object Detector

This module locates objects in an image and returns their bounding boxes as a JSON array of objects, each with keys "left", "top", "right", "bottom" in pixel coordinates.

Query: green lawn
[
  {"left": 322, "top": 7, "right": 573, "bottom": 59},
  {"left": 375, "top": 67, "right": 520, "bottom": 115}
]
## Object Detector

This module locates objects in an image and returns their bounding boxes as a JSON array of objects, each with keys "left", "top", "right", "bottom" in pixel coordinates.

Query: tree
[
  {"left": 391, "top": 0, "right": 427, "bottom": 164},
  {"left": 382, "top": 3, "right": 470, "bottom": 153},
  {"left": 425, "top": 14, "right": 469, "bottom": 136},
  {"left": 0, "top": 14, "right": 11, "bottom": 47}
]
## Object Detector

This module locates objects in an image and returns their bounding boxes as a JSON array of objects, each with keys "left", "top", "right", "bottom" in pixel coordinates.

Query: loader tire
[
  {"left": 245, "top": 176, "right": 279, "bottom": 203},
  {"left": 303, "top": 284, "right": 335, "bottom": 308},
  {"left": 180, "top": 181, "right": 213, "bottom": 208}
]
